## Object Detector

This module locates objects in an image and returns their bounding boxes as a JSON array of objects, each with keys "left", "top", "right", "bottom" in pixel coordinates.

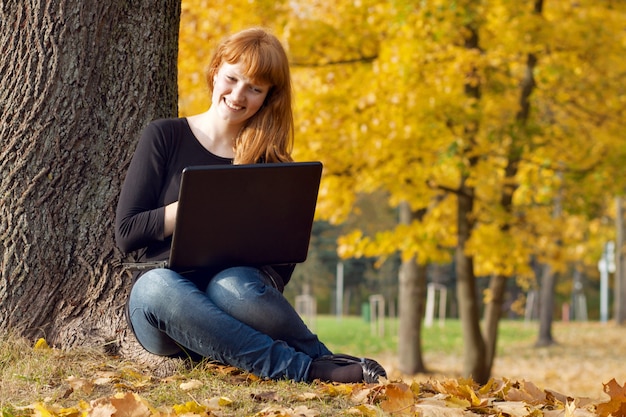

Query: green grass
[{"left": 313, "top": 315, "right": 538, "bottom": 357}]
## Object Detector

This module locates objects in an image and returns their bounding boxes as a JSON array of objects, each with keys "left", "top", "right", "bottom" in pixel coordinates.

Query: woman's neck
[{"left": 187, "top": 109, "right": 240, "bottom": 158}]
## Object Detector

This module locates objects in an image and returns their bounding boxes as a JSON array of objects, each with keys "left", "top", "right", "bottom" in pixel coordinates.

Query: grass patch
[{"left": 314, "top": 315, "right": 537, "bottom": 357}]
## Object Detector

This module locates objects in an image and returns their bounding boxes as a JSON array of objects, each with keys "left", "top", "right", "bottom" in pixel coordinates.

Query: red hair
[{"left": 207, "top": 28, "right": 293, "bottom": 164}]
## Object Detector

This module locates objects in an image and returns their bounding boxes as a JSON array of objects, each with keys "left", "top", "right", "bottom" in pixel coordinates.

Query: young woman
[{"left": 115, "top": 28, "right": 386, "bottom": 383}]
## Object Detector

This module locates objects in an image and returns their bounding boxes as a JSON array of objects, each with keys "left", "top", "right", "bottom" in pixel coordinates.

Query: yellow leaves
[
  {"left": 342, "top": 377, "right": 601, "bottom": 416},
  {"left": 337, "top": 215, "right": 454, "bottom": 265},
  {"left": 468, "top": 223, "right": 532, "bottom": 277},
  {"left": 34, "top": 338, "right": 50, "bottom": 350},
  {"left": 11, "top": 371, "right": 614, "bottom": 417},
  {"left": 24, "top": 393, "right": 152, "bottom": 417},
  {"left": 171, "top": 400, "right": 210, "bottom": 415},
  {"left": 23, "top": 391, "right": 235, "bottom": 417}
]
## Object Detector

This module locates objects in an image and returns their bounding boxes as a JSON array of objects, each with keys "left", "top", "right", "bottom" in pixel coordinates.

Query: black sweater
[
  {"left": 115, "top": 118, "right": 232, "bottom": 265},
  {"left": 115, "top": 118, "right": 295, "bottom": 287}
]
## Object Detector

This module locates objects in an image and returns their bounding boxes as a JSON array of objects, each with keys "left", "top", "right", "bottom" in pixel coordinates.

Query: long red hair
[{"left": 206, "top": 28, "right": 294, "bottom": 164}]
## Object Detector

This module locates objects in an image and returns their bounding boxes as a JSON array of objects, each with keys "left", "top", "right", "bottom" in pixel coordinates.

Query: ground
[{"left": 380, "top": 321, "right": 625, "bottom": 401}]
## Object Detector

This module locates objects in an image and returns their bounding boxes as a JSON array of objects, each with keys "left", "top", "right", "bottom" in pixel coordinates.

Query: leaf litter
[{"left": 4, "top": 324, "right": 626, "bottom": 416}]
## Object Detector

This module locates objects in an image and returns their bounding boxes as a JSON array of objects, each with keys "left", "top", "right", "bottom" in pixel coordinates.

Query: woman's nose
[{"left": 230, "top": 83, "right": 245, "bottom": 101}]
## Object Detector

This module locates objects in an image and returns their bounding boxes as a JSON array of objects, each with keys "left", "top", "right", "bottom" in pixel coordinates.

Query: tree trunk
[
  {"left": 536, "top": 263, "right": 557, "bottom": 347},
  {"left": 615, "top": 196, "right": 626, "bottom": 324},
  {"left": 397, "top": 202, "right": 427, "bottom": 374},
  {"left": 453, "top": 21, "right": 488, "bottom": 384},
  {"left": 0, "top": 0, "right": 180, "bottom": 350},
  {"left": 456, "top": 185, "right": 488, "bottom": 383},
  {"left": 483, "top": 274, "right": 506, "bottom": 374}
]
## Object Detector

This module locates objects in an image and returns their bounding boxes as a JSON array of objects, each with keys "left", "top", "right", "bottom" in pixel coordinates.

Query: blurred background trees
[{"left": 177, "top": 0, "right": 626, "bottom": 381}]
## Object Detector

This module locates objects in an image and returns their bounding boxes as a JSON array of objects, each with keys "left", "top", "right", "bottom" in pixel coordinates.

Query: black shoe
[{"left": 316, "top": 354, "right": 387, "bottom": 383}]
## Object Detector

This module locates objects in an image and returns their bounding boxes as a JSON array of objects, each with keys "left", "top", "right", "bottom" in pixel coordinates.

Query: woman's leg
[
  {"left": 206, "top": 266, "right": 332, "bottom": 358},
  {"left": 128, "top": 268, "right": 312, "bottom": 381}
]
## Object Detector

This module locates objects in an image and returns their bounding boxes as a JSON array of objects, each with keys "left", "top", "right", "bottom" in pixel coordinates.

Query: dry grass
[
  {"left": 1, "top": 321, "right": 625, "bottom": 415},
  {"left": 0, "top": 336, "right": 358, "bottom": 416}
]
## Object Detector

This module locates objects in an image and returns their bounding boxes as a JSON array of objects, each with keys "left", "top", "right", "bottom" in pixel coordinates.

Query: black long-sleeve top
[
  {"left": 115, "top": 118, "right": 232, "bottom": 265},
  {"left": 115, "top": 117, "right": 295, "bottom": 287}
]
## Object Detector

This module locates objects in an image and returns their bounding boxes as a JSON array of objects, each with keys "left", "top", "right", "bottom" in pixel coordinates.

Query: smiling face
[{"left": 211, "top": 62, "right": 271, "bottom": 128}]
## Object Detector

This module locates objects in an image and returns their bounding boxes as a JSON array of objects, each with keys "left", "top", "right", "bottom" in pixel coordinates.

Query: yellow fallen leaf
[
  {"left": 205, "top": 396, "right": 233, "bottom": 409},
  {"left": 32, "top": 403, "right": 55, "bottom": 417},
  {"left": 58, "top": 408, "right": 80, "bottom": 417},
  {"left": 34, "top": 338, "right": 50, "bottom": 350},
  {"left": 172, "top": 400, "right": 207, "bottom": 415},
  {"left": 320, "top": 382, "right": 354, "bottom": 397},
  {"left": 346, "top": 404, "right": 380, "bottom": 416}
]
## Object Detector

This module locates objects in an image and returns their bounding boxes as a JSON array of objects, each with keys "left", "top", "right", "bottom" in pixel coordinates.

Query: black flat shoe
[{"left": 317, "top": 354, "right": 387, "bottom": 383}]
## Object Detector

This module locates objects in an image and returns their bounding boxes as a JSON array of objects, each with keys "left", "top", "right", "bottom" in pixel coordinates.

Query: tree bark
[
  {"left": 397, "top": 202, "right": 427, "bottom": 374},
  {"left": 456, "top": 184, "right": 487, "bottom": 383},
  {"left": 483, "top": 274, "right": 505, "bottom": 375},
  {"left": 536, "top": 263, "right": 557, "bottom": 346},
  {"left": 615, "top": 196, "right": 626, "bottom": 325},
  {"left": 0, "top": 0, "right": 180, "bottom": 350}
]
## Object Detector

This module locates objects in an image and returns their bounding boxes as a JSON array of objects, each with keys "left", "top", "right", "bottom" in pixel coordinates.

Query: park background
[{"left": 176, "top": 0, "right": 626, "bottom": 383}]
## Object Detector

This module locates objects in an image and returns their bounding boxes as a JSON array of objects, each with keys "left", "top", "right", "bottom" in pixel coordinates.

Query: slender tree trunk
[
  {"left": 0, "top": 1, "right": 180, "bottom": 349},
  {"left": 615, "top": 196, "right": 626, "bottom": 324},
  {"left": 453, "top": 21, "right": 488, "bottom": 384},
  {"left": 397, "top": 202, "right": 427, "bottom": 374},
  {"left": 456, "top": 184, "right": 487, "bottom": 383},
  {"left": 483, "top": 274, "right": 506, "bottom": 374},
  {"left": 536, "top": 264, "right": 557, "bottom": 346},
  {"left": 485, "top": 0, "right": 544, "bottom": 372}
]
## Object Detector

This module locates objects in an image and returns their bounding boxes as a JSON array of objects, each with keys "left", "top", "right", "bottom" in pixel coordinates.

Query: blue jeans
[{"left": 127, "top": 266, "right": 332, "bottom": 381}]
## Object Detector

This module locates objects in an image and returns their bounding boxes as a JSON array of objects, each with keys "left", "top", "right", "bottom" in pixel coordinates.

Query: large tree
[{"left": 0, "top": 1, "right": 180, "bottom": 350}]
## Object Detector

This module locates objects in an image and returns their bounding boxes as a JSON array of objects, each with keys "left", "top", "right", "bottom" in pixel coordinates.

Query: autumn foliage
[{"left": 179, "top": 0, "right": 626, "bottom": 283}]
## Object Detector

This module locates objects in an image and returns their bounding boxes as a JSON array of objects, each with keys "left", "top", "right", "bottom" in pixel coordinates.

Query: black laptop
[{"left": 164, "top": 161, "right": 322, "bottom": 274}]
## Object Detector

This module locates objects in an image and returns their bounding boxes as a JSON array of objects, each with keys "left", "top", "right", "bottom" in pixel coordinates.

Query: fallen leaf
[
  {"left": 90, "top": 392, "right": 152, "bottom": 417},
  {"left": 205, "top": 396, "right": 233, "bottom": 409},
  {"left": 66, "top": 376, "right": 94, "bottom": 395},
  {"left": 379, "top": 383, "right": 414, "bottom": 415},
  {"left": 320, "top": 382, "right": 354, "bottom": 397},
  {"left": 172, "top": 400, "right": 207, "bottom": 415},
  {"left": 34, "top": 338, "right": 50, "bottom": 350},
  {"left": 596, "top": 379, "right": 626, "bottom": 417},
  {"left": 346, "top": 404, "right": 380, "bottom": 416},
  {"left": 179, "top": 379, "right": 203, "bottom": 391},
  {"left": 252, "top": 405, "right": 319, "bottom": 416},
  {"left": 297, "top": 392, "right": 320, "bottom": 401}
]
